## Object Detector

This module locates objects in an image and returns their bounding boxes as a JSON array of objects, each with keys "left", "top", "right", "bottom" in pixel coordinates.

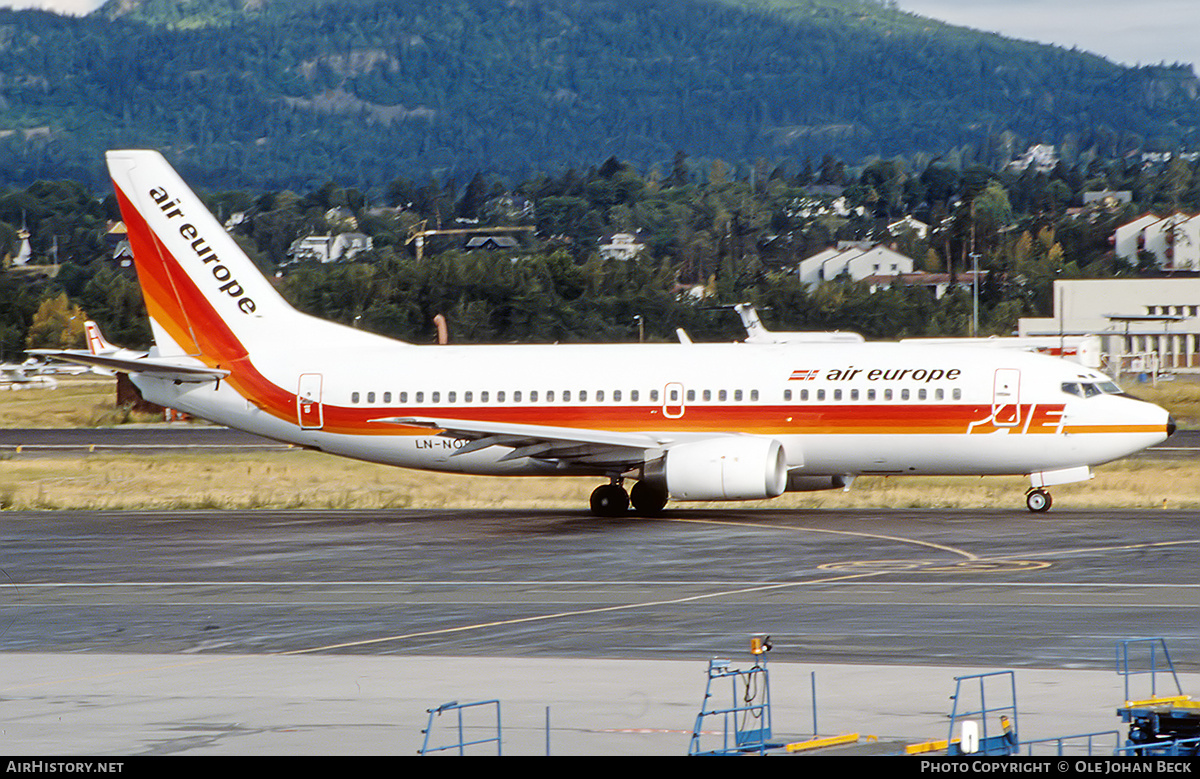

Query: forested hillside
[{"left": 0, "top": 0, "right": 1196, "bottom": 190}]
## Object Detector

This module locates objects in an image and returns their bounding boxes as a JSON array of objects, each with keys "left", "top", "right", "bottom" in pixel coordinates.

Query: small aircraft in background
[
  {"left": 0, "top": 358, "right": 58, "bottom": 390},
  {"left": 730, "top": 303, "right": 864, "bottom": 344},
  {"left": 28, "top": 321, "right": 148, "bottom": 377}
]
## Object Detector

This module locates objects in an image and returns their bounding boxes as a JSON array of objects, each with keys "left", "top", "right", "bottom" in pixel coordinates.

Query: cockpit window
[
  {"left": 1081, "top": 382, "right": 1101, "bottom": 398},
  {"left": 1061, "top": 382, "right": 1081, "bottom": 397},
  {"left": 1097, "top": 381, "right": 1122, "bottom": 394}
]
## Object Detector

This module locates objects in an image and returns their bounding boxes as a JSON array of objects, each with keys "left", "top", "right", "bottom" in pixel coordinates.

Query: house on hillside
[
  {"left": 887, "top": 216, "right": 929, "bottom": 240},
  {"left": 464, "top": 235, "right": 520, "bottom": 251},
  {"left": 1114, "top": 213, "right": 1200, "bottom": 271},
  {"left": 1008, "top": 144, "right": 1058, "bottom": 173},
  {"left": 288, "top": 232, "right": 373, "bottom": 263},
  {"left": 795, "top": 244, "right": 915, "bottom": 285},
  {"left": 598, "top": 232, "right": 645, "bottom": 261}
]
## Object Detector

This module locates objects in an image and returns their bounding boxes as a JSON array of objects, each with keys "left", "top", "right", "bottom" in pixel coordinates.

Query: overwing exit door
[
  {"left": 992, "top": 368, "right": 1021, "bottom": 427},
  {"left": 297, "top": 373, "right": 324, "bottom": 429}
]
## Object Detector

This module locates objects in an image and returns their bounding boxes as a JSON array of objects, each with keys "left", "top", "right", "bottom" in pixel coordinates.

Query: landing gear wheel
[
  {"left": 1026, "top": 489, "right": 1052, "bottom": 513},
  {"left": 590, "top": 483, "right": 629, "bottom": 517},
  {"left": 629, "top": 480, "right": 668, "bottom": 516}
]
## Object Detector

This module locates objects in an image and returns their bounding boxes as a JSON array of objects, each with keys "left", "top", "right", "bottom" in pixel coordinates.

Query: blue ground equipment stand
[
  {"left": 688, "top": 634, "right": 782, "bottom": 755},
  {"left": 946, "top": 670, "right": 1020, "bottom": 756}
]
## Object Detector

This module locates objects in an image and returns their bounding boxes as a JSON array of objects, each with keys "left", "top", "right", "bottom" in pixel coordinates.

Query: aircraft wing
[
  {"left": 371, "top": 415, "right": 667, "bottom": 469},
  {"left": 24, "top": 351, "right": 229, "bottom": 383}
]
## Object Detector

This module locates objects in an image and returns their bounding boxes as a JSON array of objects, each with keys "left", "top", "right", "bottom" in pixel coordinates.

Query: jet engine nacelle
[{"left": 659, "top": 437, "right": 788, "bottom": 501}]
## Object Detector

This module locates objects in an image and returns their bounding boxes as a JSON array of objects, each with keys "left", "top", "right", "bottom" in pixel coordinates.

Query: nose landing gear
[{"left": 1025, "top": 488, "right": 1052, "bottom": 513}]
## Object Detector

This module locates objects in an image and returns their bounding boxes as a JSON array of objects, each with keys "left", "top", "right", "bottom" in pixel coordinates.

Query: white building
[
  {"left": 1114, "top": 213, "right": 1200, "bottom": 271},
  {"left": 288, "top": 232, "right": 373, "bottom": 263},
  {"left": 887, "top": 216, "right": 930, "bottom": 240},
  {"left": 1008, "top": 144, "right": 1059, "bottom": 173},
  {"left": 1018, "top": 278, "right": 1200, "bottom": 375},
  {"left": 599, "top": 232, "right": 645, "bottom": 261},
  {"left": 796, "top": 244, "right": 915, "bottom": 286}
]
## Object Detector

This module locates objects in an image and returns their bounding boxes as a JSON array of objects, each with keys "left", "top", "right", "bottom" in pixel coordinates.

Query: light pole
[{"left": 970, "top": 251, "right": 981, "bottom": 337}]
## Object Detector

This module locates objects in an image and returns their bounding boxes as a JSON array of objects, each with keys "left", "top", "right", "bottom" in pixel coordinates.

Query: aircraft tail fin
[
  {"left": 105, "top": 150, "right": 296, "bottom": 364},
  {"left": 84, "top": 321, "right": 114, "bottom": 356}
]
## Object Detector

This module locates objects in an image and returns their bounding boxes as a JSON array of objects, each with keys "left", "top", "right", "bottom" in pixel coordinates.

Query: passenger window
[
  {"left": 596, "top": 390, "right": 604, "bottom": 402},
  {"left": 546, "top": 390, "right": 554, "bottom": 402},
  {"left": 718, "top": 390, "right": 727, "bottom": 401},
  {"left": 953, "top": 388, "right": 961, "bottom": 400},
  {"left": 750, "top": 390, "right": 759, "bottom": 401},
  {"left": 563, "top": 390, "right": 571, "bottom": 402},
  {"left": 649, "top": 390, "right": 658, "bottom": 402},
  {"left": 867, "top": 389, "right": 876, "bottom": 401},
  {"left": 400, "top": 391, "right": 408, "bottom": 403},
  {"left": 901, "top": 389, "right": 909, "bottom": 401},
  {"left": 513, "top": 391, "right": 522, "bottom": 402},
  {"left": 850, "top": 389, "right": 859, "bottom": 401},
  {"left": 884, "top": 389, "right": 893, "bottom": 401},
  {"left": 935, "top": 388, "right": 943, "bottom": 401},
  {"left": 579, "top": 390, "right": 587, "bottom": 402},
  {"left": 832, "top": 389, "right": 841, "bottom": 401},
  {"left": 686, "top": 390, "right": 695, "bottom": 402},
  {"left": 631, "top": 390, "right": 639, "bottom": 401},
  {"left": 734, "top": 390, "right": 743, "bottom": 401},
  {"left": 465, "top": 391, "right": 472, "bottom": 403},
  {"left": 497, "top": 391, "right": 506, "bottom": 402},
  {"left": 351, "top": 392, "right": 360, "bottom": 403},
  {"left": 816, "top": 389, "right": 825, "bottom": 401},
  {"left": 669, "top": 389, "right": 678, "bottom": 401},
  {"left": 432, "top": 392, "right": 440, "bottom": 403},
  {"left": 383, "top": 392, "right": 392, "bottom": 404},
  {"left": 481, "top": 391, "right": 489, "bottom": 403},
  {"left": 783, "top": 389, "right": 791, "bottom": 402},
  {"left": 800, "top": 389, "right": 809, "bottom": 401},
  {"left": 448, "top": 391, "right": 456, "bottom": 403},
  {"left": 367, "top": 392, "right": 375, "bottom": 403},
  {"left": 530, "top": 390, "right": 538, "bottom": 402},
  {"left": 416, "top": 391, "right": 424, "bottom": 403},
  {"left": 918, "top": 389, "right": 926, "bottom": 400},
  {"left": 613, "top": 390, "right": 622, "bottom": 401}
]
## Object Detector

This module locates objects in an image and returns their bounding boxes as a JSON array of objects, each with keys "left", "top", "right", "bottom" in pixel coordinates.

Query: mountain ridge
[{"left": 0, "top": 0, "right": 1194, "bottom": 189}]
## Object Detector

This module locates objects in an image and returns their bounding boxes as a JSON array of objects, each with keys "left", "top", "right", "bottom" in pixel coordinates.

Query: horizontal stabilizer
[{"left": 28, "top": 351, "right": 229, "bottom": 383}]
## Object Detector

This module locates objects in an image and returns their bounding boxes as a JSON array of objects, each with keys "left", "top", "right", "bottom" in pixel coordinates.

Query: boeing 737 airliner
[{"left": 44, "top": 150, "right": 1175, "bottom": 515}]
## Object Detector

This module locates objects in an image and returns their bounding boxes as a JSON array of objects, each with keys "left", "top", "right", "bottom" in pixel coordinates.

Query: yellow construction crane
[{"left": 404, "top": 221, "right": 535, "bottom": 261}]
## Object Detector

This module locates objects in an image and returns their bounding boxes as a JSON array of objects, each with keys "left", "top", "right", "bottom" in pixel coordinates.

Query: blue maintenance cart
[{"left": 1115, "top": 638, "right": 1200, "bottom": 755}]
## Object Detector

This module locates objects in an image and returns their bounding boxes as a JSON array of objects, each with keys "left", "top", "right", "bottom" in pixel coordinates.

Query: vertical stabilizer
[{"left": 106, "top": 150, "right": 293, "bottom": 362}]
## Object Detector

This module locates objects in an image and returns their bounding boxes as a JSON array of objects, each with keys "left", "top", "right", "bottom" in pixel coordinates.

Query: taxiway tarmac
[{"left": 1, "top": 507, "right": 1198, "bottom": 755}]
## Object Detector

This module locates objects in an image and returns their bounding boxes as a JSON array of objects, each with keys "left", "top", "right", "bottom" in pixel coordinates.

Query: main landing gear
[
  {"left": 1025, "top": 488, "right": 1052, "bottom": 513},
  {"left": 590, "top": 479, "right": 669, "bottom": 517}
]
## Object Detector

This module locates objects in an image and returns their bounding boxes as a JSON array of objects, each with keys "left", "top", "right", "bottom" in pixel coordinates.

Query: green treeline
[
  {"left": 0, "top": 0, "right": 1197, "bottom": 190},
  {"left": 4, "top": 149, "right": 1196, "bottom": 359}
]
